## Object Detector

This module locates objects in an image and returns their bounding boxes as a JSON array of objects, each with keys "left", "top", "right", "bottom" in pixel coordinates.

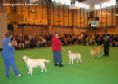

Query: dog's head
[
  {"left": 45, "top": 60, "right": 50, "bottom": 63},
  {"left": 22, "top": 55, "right": 29, "bottom": 61},
  {"left": 68, "top": 50, "right": 72, "bottom": 55},
  {"left": 98, "top": 46, "right": 103, "bottom": 49}
]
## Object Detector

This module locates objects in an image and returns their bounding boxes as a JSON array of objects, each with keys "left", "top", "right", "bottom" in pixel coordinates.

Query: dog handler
[
  {"left": 51, "top": 33, "right": 64, "bottom": 67},
  {"left": 103, "top": 35, "right": 110, "bottom": 56},
  {"left": 2, "top": 32, "right": 22, "bottom": 78}
]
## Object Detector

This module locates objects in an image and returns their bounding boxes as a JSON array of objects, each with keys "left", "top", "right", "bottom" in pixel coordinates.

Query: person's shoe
[
  {"left": 103, "top": 54, "right": 106, "bottom": 56},
  {"left": 103, "top": 54, "right": 109, "bottom": 56},
  {"left": 6, "top": 76, "right": 9, "bottom": 79},
  {"left": 17, "top": 74, "right": 22, "bottom": 78},
  {"left": 59, "top": 64, "right": 64, "bottom": 67},
  {"left": 54, "top": 63, "right": 58, "bottom": 66}
]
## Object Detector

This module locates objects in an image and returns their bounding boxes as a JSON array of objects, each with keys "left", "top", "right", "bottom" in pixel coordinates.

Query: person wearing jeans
[{"left": 51, "top": 33, "right": 64, "bottom": 67}]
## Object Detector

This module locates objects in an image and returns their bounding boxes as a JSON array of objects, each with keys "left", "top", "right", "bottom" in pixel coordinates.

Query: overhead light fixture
[
  {"left": 75, "top": 1, "right": 90, "bottom": 9},
  {"left": 110, "top": 0, "right": 116, "bottom": 5},
  {"left": 94, "top": 0, "right": 116, "bottom": 9},
  {"left": 95, "top": 4, "right": 100, "bottom": 9},
  {"left": 51, "top": 0, "right": 71, "bottom": 5},
  {"left": 30, "top": 0, "right": 39, "bottom": 3}
]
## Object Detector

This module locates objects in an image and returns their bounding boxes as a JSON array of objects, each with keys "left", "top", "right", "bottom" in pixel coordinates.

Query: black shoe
[
  {"left": 103, "top": 54, "right": 107, "bottom": 56},
  {"left": 104, "top": 54, "right": 109, "bottom": 56},
  {"left": 54, "top": 63, "right": 58, "bottom": 66},
  {"left": 59, "top": 64, "right": 64, "bottom": 67},
  {"left": 6, "top": 76, "right": 9, "bottom": 79},
  {"left": 106, "top": 55, "right": 109, "bottom": 56}
]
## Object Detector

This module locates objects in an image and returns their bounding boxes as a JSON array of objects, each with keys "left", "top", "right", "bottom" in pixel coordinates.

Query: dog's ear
[{"left": 26, "top": 56, "right": 29, "bottom": 59}]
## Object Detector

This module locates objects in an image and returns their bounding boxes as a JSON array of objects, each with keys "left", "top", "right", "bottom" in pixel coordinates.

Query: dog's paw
[
  {"left": 41, "top": 71, "right": 43, "bottom": 72},
  {"left": 28, "top": 72, "right": 32, "bottom": 75},
  {"left": 28, "top": 72, "right": 30, "bottom": 74},
  {"left": 76, "top": 62, "right": 78, "bottom": 63}
]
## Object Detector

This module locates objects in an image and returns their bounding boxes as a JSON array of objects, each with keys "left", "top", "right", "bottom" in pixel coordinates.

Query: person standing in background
[
  {"left": 103, "top": 35, "right": 110, "bottom": 56},
  {"left": 51, "top": 33, "right": 64, "bottom": 67},
  {"left": 2, "top": 32, "right": 22, "bottom": 78}
]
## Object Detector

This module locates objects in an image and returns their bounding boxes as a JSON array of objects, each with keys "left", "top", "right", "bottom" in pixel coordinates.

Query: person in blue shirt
[{"left": 2, "top": 32, "right": 22, "bottom": 78}]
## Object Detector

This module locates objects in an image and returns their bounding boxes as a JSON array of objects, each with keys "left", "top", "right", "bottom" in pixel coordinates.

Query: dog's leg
[
  {"left": 30, "top": 68, "right": 32, "bottom": 75},
  {"left": 28, "top": 68, "right": 30, "bottom": 74},
  {"left": 79, "top": 58, "right": 82, "bottom": 64},
  {"left": 72, "top": 59, "right": 73, "bottom": 64},
  {"left": 69, "top": 58, "right": 71, "bottom": 64},
  {"left": 91, "top": 53, "right": 94, "bottom": 60},
  {"left": 44, "top": 67, "right": 47, "bottom": 72},
  {"left": 76, "top": 59, "right": 79, "bottom": 63},
  {"left": 41, "top": 68, "right": 44, "bottom": 72}
]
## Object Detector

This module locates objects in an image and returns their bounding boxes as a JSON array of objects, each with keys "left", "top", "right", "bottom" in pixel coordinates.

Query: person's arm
[
  {"left": 7, "top": 38, "right": 12, "bottom": 47},
  {"left": 55, "top": 39, "right": 62, "bottom": 46},
  {"left": 8, "top": 38, "right": 15, "bottom": 51}
]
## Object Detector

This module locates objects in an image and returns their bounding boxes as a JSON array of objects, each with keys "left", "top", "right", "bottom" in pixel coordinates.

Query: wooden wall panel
[
  {"left": 69, "top": 10, "right": 72, "bottom": 26},
  {"left": 4, "top": 6, "right": 11, "bottom": 14},
  {"left": 29, "top": 6, "right": 36, "bottom": 19},
  {"left": 22, "top": 6, "right": 29, "bottom": 20},
  {"left": 49, "top": 27, "right": 73, "bottom": 34},
  {"left": 3, "top": 3, "right": 118, "bottom": 34}
]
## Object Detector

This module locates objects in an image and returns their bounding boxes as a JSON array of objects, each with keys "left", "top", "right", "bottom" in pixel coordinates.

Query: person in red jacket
[{"left": 51, "top": 33, "right": 64, "bottom": 67}]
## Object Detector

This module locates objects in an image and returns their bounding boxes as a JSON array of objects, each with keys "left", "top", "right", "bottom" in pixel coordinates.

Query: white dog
[
  {"left": 68, "top": 50, "right": 82, "bottom": 64},
  {"left": 22, "top": 55, "right": 49, "bottom": 75}
]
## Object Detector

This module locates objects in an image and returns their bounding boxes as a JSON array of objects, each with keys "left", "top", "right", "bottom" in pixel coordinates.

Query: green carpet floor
[{"left": 0, "top": 45, "right": 118, "bottom": 84}]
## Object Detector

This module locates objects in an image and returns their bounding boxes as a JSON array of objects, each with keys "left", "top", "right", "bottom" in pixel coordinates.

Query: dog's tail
[{"left": 44, "top": 59, "right": 50, "bottom": 63}]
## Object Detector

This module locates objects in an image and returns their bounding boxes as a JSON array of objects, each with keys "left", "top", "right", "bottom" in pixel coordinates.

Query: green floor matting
[{"left": 0, "top": 45, "right": 118, "bottom": 84}]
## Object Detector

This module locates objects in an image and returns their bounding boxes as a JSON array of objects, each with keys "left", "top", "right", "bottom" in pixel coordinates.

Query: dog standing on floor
[
  {"left": 67, "top": 50, "right": 82, "bottom": 64},
  {"left": 22, "top": 55, "right": 49, "bottom": 75},
  {"left": 90, "top": 46, "right": 103, "bottom": 58}
]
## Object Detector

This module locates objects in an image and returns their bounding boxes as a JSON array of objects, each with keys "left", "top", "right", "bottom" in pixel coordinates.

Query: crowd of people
[
  {"left": 11, "top": 33, "right": 118, "bottom": 49},
  {"left": 11, "top": 34, "right": 52, "bottom": 49}
]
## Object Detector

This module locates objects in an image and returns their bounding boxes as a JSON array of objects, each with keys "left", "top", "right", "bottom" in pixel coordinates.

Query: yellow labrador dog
[
  {"left": 22, "top": 55, "right": 49, "bottom": 75},
  {"left": 90, "top": 46, "right": 103, "bottom": 58},
  {"left": 68, "top": 50, "right": 82, "bottom": 64}
]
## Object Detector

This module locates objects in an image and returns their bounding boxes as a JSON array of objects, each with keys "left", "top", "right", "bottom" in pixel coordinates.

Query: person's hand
[{"left": 8, "top": 43, "right": 12, "bottom": 47}]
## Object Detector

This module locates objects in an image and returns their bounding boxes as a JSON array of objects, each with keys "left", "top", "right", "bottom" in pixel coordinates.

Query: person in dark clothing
[{"left": 103, "top": 35, "right": 110, "bottom": 56}]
